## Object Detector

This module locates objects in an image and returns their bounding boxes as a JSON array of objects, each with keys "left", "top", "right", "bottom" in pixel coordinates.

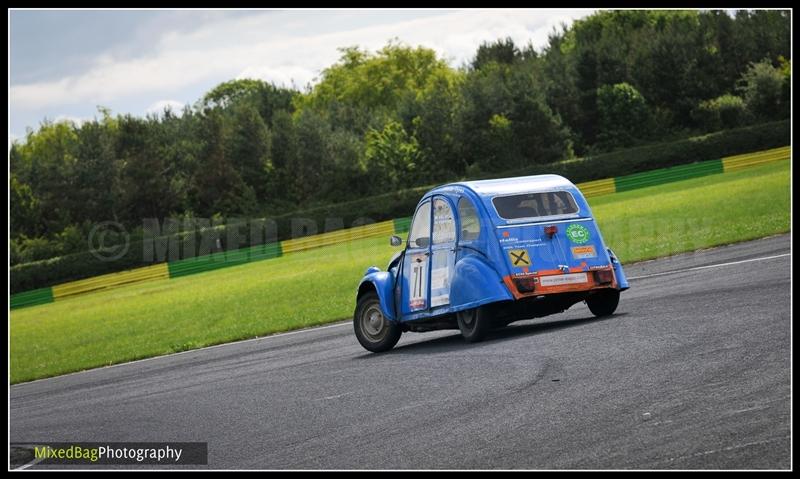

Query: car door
[
  {"left": 429, "top": 196, "right": 456, "bottom": 310},
  {"left": 400, "top": 200, "right": 432, "bottom": 318}
]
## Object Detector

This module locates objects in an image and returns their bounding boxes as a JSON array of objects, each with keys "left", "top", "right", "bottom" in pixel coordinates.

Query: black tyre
[
  {"left": 354, "top": 292, "right": 401, "bottom": 353},
  {"left": 457, "top": 306, "right": 493, "bottom": 343},
  {"left": 586, "top": 289, "right": 620, "bottom": 317}
]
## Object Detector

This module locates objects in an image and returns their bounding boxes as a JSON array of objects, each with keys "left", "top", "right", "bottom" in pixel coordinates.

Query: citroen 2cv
[{"left": 354, "top": 174, "right": 629, "bottom": 352}]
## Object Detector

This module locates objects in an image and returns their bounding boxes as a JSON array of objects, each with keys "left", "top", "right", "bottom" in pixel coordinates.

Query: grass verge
[{"left": 10, "top": 160, "right": 789, "bottom": 383}]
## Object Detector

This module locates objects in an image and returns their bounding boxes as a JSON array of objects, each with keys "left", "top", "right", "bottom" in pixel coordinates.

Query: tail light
[
  {"left": 594, "top": 269, "right": 614, "bottom": 284},
  {"left": 513, "top": 277, "right": 536, "bottom": 293},
  {"left": 544, "top": 225, "right": 557, "bottom": 238}
]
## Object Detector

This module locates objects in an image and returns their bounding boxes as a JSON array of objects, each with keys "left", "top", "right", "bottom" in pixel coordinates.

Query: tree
[
  {"left": 116, "top": 115, "right": 184, "bottom": 222},
  {"left": 72, "top": 117, "right": 119, "bottom": 223},
  {"left": 192, "top": 110, "right": 256, "bottom": 216},
  {"left": 228, "top": 103, "right": 274, "bottom": 202},
  {"left": 472, "top": 37, "right": 521, "bottom": 70},
  {"left": 11, "top": 120, "right": 79, "bottom": 234},
  {"left": 288, "top": 110, "right": 331, "bottom": 205},
  {"left": 10, "top": 175, "right": 41, "bottom": 238},
  {"left": 320, "top": 127, "right": 369, "bottom": 202},
  {"left": 460, "top": 62, "right": 570, "bottom": 172},
  {"left": 737, "top": 58, "right": 788, "bottom": 121},
  {"left": 297, "top": 42, "right": 453, "bottom": 132},
  {"left": 596, "top": 82, "right": 652, "bottom": 150},
  {"left": 364, "top": 120, "right": 421, "bottom": 189},
  {"left": 629, "top": 11, "right": 708, "bottom": 126},
  {"left": 411, "top": 69, "right": 466, "bottom": 180},
  {"left": 268, "top": 110, "right": 299, "bottom": 206}
]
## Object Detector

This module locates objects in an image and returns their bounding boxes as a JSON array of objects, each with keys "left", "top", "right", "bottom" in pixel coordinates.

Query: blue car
[{"left": 354, "top": 174, "right": 629, "bottom": 352}]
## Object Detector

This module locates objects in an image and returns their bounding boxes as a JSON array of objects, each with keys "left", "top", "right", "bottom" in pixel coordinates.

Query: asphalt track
[{"left": 10, "top": 234, "right": 791, "bottom": 469}]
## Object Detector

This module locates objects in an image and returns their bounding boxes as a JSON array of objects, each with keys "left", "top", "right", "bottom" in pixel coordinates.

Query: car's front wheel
[
  {"left": 457, "top": 306, "right": 493, "bottom": 343},
  {"left": 586, "top": 289, "right": 620, "bottom": 317},
  {"left": 354, "top": 292, "right": 401, "bottom": 353}
]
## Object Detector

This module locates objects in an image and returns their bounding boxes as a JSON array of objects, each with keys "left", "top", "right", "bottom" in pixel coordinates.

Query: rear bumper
[{"left": 502, "top": 266, "right": 619, "bottom": 300}]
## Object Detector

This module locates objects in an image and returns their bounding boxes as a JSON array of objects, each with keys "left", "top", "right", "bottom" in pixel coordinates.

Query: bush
[
  {"left": 13, "top": 236, "right": 60, "bottom": 264},
  {"left": 692, "top": 95, "right": 747, "bottom": 132},
  {"left": 491, "top": 120, "right": 789, "bottom": 182}
]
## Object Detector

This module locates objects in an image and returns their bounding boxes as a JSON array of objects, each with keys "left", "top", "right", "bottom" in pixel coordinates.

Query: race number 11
[{"left": 409, "top": 257, "right": 426, "bottom": 310}]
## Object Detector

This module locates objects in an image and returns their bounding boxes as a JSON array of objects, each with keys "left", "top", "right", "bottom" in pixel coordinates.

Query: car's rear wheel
[
  {"left": 586, "top": 289, "right": 620, "bottom": 317},
  {"left": 354, "top": 292, "right": 401, "bottom": 353},
  {"left": 457, "top": 306, "right": 492, "bottom": 343}
]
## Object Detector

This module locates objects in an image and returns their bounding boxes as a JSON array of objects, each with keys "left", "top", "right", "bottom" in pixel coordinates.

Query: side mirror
[{"left": 389, "top": 235, "right": 403, "bottom": 247}]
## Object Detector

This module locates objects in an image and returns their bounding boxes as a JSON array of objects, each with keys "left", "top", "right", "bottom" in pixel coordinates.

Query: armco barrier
[
  {"left": 575, "top": 177, "right": 616, "bottom": 198},
  {"left": 10, "top": 146, "right": 789, "bottom": 310},
  {"left": 167, "top": 242, "right": 282, "bottom": 278},
  {"left": 722, "top": 146, "right": 790, "bottom": 172},
  {"left": 393, "top": 217, "right": 412, "bottom": 234},
  {"left": 10, "top": 287, "right": 54, "bottom": 309},
  {"left": 613, "top": 159, "right": 724, "bottom": 193},
  {"left": 51, "top": 263, "right": 170, "bottom": 300},
  {"left": 281, "top": 220, "right": 395, "bottom": 254}
]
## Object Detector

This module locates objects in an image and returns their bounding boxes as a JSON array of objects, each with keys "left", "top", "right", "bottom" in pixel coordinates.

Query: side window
[
  {"left": 408, "top": 201, "right": 431, "bottom": 248},
  {"left": 432, "top": 198, "right": 456, "bottom": 245},
  {"left": 458, "top": 197, "right": 481, "bottom": 242}
]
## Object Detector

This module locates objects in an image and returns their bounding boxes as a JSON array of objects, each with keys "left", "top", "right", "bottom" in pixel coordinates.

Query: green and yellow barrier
[
  {"left": 281, "top": 220, "right": 395, "bottom": 254},
  {"left": 722, "top": 146, "right": 790, "bottom": 172},
  {"left": 10, "top": 287, "right": 54, "bottom": 309},
  {"left": 167, "top": 242, "right": 282, "bottom": 278},
  {"left": 575, "top": 178, "right": 616, "bottom": 198},
  {"left": 51, "top": 263, "right": 170, "bottom": 300},
  {"left": 614, "top": 159, "right": 724, "bottom": 193}
]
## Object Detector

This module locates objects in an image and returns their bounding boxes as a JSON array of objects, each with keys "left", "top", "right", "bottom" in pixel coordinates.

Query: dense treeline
[{"left": 10, "top": 10, "right": 791, "bottom": 265}]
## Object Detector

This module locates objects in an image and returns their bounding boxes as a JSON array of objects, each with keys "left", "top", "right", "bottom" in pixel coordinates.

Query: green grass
[
  {"left": 10, "top": 160, "right": 790, "bottom": 383},
  {"left": 591, "top": 160, "right": 790, "bottom": 262}
]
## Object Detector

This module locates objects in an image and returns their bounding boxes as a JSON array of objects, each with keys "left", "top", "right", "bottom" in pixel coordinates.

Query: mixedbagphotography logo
[
  {"left": 88, "top": 221, "right": 130, "bottom": 261},
  {"left": 9, "top": 442, "right": 208, "bottom": 468}
]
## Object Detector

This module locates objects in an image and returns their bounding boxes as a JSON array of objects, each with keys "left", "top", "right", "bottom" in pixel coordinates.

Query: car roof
[
  {"left": 423, "top": 173, "right": 593, "bottom": 226},
  {"left": 442, "top": 174, "right": 578, "bottom": 199}
]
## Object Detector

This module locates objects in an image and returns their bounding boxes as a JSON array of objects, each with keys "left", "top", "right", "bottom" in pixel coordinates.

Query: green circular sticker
[{"left": 566, "top": 224, "right": 591, "bottom": 244}]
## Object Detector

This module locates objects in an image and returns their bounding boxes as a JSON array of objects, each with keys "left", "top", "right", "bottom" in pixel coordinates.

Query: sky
[{"left": 9, "top": 9, "right": 595, "bottom": 143}]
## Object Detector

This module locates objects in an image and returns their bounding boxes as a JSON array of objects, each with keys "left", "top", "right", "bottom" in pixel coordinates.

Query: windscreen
[{"left": 492, "top": 191, "right": 579, "bottom": 220}]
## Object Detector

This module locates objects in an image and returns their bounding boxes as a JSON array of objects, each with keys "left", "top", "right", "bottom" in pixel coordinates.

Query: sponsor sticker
[
  {"left": 539, "top": 273, "right": 588, "bottom": 287},
  {"left": 430, "top": 267, "right": 449, "bottom": 290},
  {"left": 430, "top": 294, "right": 450, "bottom": 308},
  {"left": 508, "top": 249, "right": 531, "bottom": 267},
  {"left": 566, "top": 224, "right": 591, "bottom": 244},
  {"left": 571, "top": 245, "right": 597, "bottom": 259}
]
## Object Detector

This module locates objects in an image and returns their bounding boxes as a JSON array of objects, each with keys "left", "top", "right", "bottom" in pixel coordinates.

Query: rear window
[{"left": 492, "top": 191, "right": 579, "bottom": 219}]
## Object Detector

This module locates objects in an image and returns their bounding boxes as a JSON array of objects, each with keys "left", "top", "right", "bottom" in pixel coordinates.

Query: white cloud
[
  {"left": 236, "top": 65, "right": 318, "bottom": 90},
  {"left": 146, "top": 99, "right": 186, "bottom": 116},
  {"left": 53, "top": 114, "right": 89, "bottom": 126},
  {"left": 10, "top": 10, "right": 593, "bottom": 113}
]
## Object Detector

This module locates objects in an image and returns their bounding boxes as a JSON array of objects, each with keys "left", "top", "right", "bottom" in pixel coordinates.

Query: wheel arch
[
  {"left": 450, "top": 254, "right": 513, "bottom": 309},
  {"left": 357, "top": 271, "right": 397, "bottom": 321}
]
